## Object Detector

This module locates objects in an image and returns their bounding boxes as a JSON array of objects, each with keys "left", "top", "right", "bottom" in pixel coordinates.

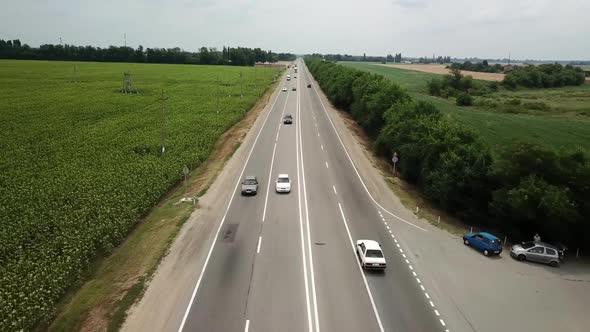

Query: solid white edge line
[
  {"left": 244, "top": 319, "right": 250, "bottom": 332},
  {"left": 338, "top": 203, "right": 385, "bottom": 332},
  {"left": 296, "top": 70, "right": 314, "bottom": 332},
  {"left": 299, "top": 79, "right": 321, "bottom": 332},
  {"left": 177, "top": 76, "right": 285, "bottom": 332},
  {"left": 256, "top": 236, "right": 262, "bottom": 254},
  {"left": 307, "top": 72, "right": 427, "bottom": 232},
  {"left": 261, "top": 143, "right": 278, "bottom": 222}
]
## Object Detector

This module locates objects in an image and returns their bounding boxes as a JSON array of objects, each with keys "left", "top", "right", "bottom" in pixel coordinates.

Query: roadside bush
[
  {"left": 489, "top": 143, "right": 590, "bottom": 245},
  {"left": 456, "top": 93, "right": 473, "bottom": 106}
]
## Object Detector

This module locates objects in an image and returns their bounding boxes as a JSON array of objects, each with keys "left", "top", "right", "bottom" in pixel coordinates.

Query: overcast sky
[{"left": 1, "top": 0, "right": 588, "bottom": 60}]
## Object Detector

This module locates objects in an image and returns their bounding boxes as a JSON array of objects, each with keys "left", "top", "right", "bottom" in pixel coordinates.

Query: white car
[
  {"left": 282, "top": 87, "right": 287, "bottom": 92},
  {"left": 356, "top": 240, "right": 386, "bottom": 270},
  {"left": 275, "top": 174, "right": 291, "bottom": 193}
]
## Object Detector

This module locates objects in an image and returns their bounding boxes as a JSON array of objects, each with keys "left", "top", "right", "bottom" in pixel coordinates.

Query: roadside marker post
[
  {"left": 182, "top": 165, "right": 189, "bottom": 191},
  {"left": 391, "top": 151, "right": 399, "bottom": 174}
]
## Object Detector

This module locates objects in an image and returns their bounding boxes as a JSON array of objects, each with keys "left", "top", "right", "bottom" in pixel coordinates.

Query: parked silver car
[{"left": 510, "top": 242, "right": 561, "bottom": 267}]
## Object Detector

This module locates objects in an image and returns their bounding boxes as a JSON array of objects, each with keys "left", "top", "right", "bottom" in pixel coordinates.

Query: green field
[
  {"left": 0, "top": 60, "right": 279, "bottom": 330},
  {"left": 340, "top": 62, "right": 590, "bottom": 150}
]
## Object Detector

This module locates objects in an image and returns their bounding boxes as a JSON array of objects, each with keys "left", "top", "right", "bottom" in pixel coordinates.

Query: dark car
[
  {"left": 463, "top": 232, "right": 503, "bottom": 256},
  {"left": 307, "top": 84, "right": 311, "bottom": 88},
  {"left": 283, "top": 114, "right": 293, "bottom": 124},
  {"left": 241, "top": 176, "right": 258, "bottom": 195},
  {"left": 292, "top": 87, "right": 296, "bottom": 91}
]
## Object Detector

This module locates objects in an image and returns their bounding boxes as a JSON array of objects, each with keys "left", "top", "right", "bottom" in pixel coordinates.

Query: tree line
[
  {"left": 314, "top": 53, "right": 403, "bottom": 63},
  {"left": 0, "top": 38, "right": 296, "bottom": 65},
  {"left": 305, "top": 57, "right": 590, "bottom": 251},
  {"left": 503, "top": 63, "right": 586, "bottom": 88},
  {"left": 449, "top": 60, "right": 504, "bottom": 73}
]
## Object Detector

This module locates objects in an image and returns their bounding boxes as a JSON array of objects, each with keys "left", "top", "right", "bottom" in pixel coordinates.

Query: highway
[{"left": 177, "top": 60, "right": 445, "bottom": 332}]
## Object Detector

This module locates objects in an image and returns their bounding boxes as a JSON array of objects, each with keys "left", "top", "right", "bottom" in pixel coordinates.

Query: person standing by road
[{"left": 534, "top": 233, "right": 541, "bottom": 244}]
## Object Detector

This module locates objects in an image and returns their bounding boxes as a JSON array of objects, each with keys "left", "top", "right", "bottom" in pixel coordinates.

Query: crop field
[
  {"left": 0, "top": 60, "right": 279, "bottom": 330},
  {"left": 340, "top": 62, "right": 590, "bottom": 150}
]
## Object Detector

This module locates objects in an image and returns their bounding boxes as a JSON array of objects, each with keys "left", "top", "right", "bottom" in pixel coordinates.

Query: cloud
[{"left": 394, "top": 0, "right": 431, "bottom": 8}]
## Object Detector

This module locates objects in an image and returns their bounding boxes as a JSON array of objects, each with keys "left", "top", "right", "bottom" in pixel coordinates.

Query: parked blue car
[{"left": 463, "top": 232, "right": 503, "bottom": 256}]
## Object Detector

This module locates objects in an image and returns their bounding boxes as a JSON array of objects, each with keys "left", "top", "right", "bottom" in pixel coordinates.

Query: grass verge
[{"left": 44, "top": 76, "right": 281, "bottom": 332}]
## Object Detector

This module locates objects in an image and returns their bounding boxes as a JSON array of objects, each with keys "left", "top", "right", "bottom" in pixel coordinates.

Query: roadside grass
[
  {"left": 340, "top": 62, "right": 590, "bottom": 151},
  {"left": 45, "top": 72, "right": 281, "bottom": 332}
]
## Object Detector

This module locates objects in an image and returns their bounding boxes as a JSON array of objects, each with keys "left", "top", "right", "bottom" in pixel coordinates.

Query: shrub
[
  {"left": 427, "top": 78, "right": 442, "bottom": 96},
  {"left": 456, "top": 93, "right": 473, "bottom": 106},
  {"left": 487, "top": 81, "right": 499, "bottom": 92},
  {"left": 523, "top": 101, "right": 550, "bottom": 111}
]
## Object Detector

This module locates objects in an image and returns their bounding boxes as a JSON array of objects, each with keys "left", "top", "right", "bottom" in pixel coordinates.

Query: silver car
[
  {"left": 241, "top": 176, "right": 258, "bottom": 195},
  {"left": 510, "top": 242, "right": 561, "bottom": 267}
]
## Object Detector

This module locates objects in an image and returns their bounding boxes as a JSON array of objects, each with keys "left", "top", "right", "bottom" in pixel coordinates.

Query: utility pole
[
  {"left": 240, "top": 71, "right": 243, "bottom": 98},
  {"left": 160, "top": 89, "right": 168, "bottom": 154},
  {"left": 59, "top": 37, "right": 63, "bottom": 46},
  {"left": 216, "top": 74, "right": 220, "bottom": 114},
  {"left": 124, "top": 33, "right": 127, "bottom": 47}
]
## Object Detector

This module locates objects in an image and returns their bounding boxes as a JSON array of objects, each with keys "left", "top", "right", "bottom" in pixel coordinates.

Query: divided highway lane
[
  {"left": 244, "top": 77, "right": 308, "bottom": 332},
  {"left": 179, "top": 69, "right": 307, "bottom": 332},
  {"left": 297, "top": 70, "right": 382, "bottom": 330},
  {"left": 299, "top": 63, "right": 445, "bottom": 332}
]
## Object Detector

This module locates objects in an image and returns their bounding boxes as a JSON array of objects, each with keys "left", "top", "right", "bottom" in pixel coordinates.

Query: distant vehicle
[
  {"left": 283, "top": 114, "right": 293, "bottom": 124},
  {"left": 294, "top": 76, "right": 297, "bottom": 78},
  {"left": 241, "top": 176, "right": 258, "bottom": 195},
  {"left": 511, "top": 242, "right": 561, "bottom": 267},
  {"left": 463, "top": 232, "right": 502, "bottom": 256},
  {"left": 356, "top": 240, "right": 386, "bottom": 270},
  {"left": 292, "top": 87, "right": 296, "bottom": 91},
  {"left": 287, "top": 75, "right": 291, "bottom": 81},
  {"left": 275, "top": 174, "right": 291, "bottom": 193},
  {"left": 282, "top": 87, "right": 287, "bottom": 92},
  {"left": 307, "top": 84, "right": 311, "bottom": 88}
]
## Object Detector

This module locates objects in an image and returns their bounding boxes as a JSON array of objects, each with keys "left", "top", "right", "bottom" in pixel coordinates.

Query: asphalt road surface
[{"left": 177, "top": 61, "right": 445, "bottom": 332}]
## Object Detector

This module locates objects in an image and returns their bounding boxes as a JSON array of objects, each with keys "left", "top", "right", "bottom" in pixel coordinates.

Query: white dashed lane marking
[{"left": 380, "top": 210, "right": 450, "bottom": 331}]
